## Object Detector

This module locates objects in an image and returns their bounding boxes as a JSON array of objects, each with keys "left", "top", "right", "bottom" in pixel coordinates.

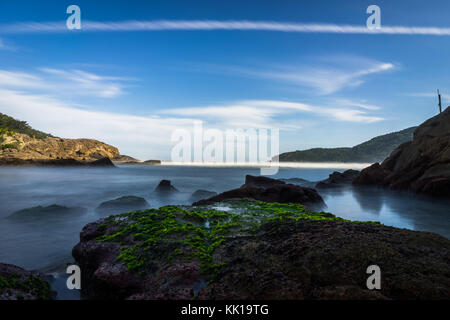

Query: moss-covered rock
[
  {"left": 0, "top": 263, "right": 55, "bottom": 300},
  {"left": 70, "top": 199, "right": 450, "bottom": 300}
]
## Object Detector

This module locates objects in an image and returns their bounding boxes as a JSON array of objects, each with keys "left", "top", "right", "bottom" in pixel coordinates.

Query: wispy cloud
[
  {"left": 2, "top": 20, "right": 450, "bottom": 35},
  {"left": 0, "top": 66, "right": 384, "bottom": 159},
  {"left": 0, "top": 38, "right": 17, "bottom": 51},
  {"left": 164, "top": 100, "right": 384, "bottom": 125},
  {"left": 0, "top": 68, "right": 131, "bottom": 98},
  {"left": 198, "top": 56, "right": 394, "bottom": 95}
]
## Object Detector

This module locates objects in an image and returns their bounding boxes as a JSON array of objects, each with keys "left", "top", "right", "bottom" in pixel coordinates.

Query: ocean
[{"left": 0, "top": 164, "right": 449, "bottom": 299}]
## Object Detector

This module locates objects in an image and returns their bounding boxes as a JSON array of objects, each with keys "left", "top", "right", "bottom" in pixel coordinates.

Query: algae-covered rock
[
  {"left": 72, "top": 200, "right": 450, "bottom": 300},
  {"left": 0, "top": 263, "right": 55, "bottom": 300}
]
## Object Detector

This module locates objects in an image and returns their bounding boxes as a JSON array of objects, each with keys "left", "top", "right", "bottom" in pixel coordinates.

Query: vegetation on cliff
[
  {"left": 0, "top": 113, "right": 52, "bottom": 139},
  {"left": 279, "top": 126, "right": 416, "bottom": 163}
]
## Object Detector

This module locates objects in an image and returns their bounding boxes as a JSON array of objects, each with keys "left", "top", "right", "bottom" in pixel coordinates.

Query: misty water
[{"left": 0, "top": 165, "right": 449, "bottom": 299}]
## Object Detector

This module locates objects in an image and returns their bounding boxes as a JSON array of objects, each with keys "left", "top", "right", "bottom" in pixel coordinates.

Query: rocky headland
[{"left": 353, "top": 107, "right": 450, "bottom": 197}]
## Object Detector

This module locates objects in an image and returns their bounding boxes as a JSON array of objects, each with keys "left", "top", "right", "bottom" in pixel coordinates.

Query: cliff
[
  {"left": 353, "top": 107, "right": 450, "bottom": 196},
  {"left": 0, "top": 132, "right": 119, "bottom": 162}
]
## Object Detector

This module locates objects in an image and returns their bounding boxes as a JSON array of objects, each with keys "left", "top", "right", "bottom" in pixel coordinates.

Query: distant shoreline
[{"left": 154, "top": 161, "right": 372, "bottom": 170}]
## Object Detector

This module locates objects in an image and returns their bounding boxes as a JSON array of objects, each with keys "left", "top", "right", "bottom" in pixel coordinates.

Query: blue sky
[{"left": 0, "top": 0, "right": 449, "bottom": 160}]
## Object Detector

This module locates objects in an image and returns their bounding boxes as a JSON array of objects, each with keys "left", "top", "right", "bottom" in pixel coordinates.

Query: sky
[{"left": 0, "top": 0, "right": 450, "bottom": 160}]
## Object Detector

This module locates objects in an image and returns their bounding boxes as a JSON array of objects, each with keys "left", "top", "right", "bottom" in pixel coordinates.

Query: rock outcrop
[
  {"left": 353, "top": 107, "right": 450, "bottom": 196},
  {"left": 0, "top": 132, "right": 119, "bottom": 162},
  {"left": 193, "top": 175, "right": 324, "bottom": 206},
  {"left": 72, "top": 200, "right": 450, "bottom": 300},
  {"left": 0, "top": 263, "right": 55, "bottom": 300},
  {"left": 154, "top": 180, "right": 179, "bottom": 193},
  {"left": 316, "top": 169, "right": 360, "bottom": 188}
]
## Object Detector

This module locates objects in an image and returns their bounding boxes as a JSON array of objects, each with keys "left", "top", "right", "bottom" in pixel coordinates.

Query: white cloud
[
  {"left": 0, "top": 66, "right": 384, "bottom": 159},
  {"left": 0, "top": 68, "right": 130, "bottom": 98},
  {"left": 192, "top": 56, "right": 394, "bottom": 95},
  {"left": 2, "top": 20, "right": 450, "bottom": 36},
  {"left": 0, "top": 88, "right": 195, "bottom": 160}
]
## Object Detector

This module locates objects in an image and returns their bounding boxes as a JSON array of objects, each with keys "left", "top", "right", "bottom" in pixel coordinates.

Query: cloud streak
[
  {"left": 2, "top": 20, "right": 450, "bottom": 35},
  {"left": 0, "top": 68, "right": 130, "bottom": 98}
]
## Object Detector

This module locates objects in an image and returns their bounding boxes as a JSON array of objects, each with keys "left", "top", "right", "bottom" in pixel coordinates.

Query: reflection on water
[{"left": 0, "top": 165, "right": 449, "bottom": 298}]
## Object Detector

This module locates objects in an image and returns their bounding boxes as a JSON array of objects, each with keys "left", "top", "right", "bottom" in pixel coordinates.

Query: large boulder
[
  {"left": 72, "top": 202, "right": 450, "bottom": 300},
  {"left": 0, "top": 263, "right": 55, "bottom": 300},
  {"left": 353, "top": 107, "right": 450, "bottom": 196},
  {"left": 193, "top": 175, "right": 324, "bottom": 206}
]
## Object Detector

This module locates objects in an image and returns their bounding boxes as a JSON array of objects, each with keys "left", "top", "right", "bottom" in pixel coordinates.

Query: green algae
[
  {"left": 0, "top": 273, "right": 53, "bottom": 300},
  {"left": 96, "top": 199, "right": 380, "bottom": 280}
]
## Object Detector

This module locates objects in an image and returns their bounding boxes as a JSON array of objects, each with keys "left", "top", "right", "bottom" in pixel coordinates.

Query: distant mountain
[{"left": 278, "top": 126, "right": 417, "bottom": 163}]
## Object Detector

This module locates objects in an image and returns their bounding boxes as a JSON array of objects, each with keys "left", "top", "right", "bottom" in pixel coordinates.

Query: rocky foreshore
[
  {"left": 72, "top": 199, "right": 450, "bottom": 300},
  {"left": 0, "top": 156, "right": 116, "bottom": 167}
]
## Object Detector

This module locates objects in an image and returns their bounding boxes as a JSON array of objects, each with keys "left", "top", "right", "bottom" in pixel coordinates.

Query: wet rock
[
  {"left": 96, "top": 196, "right": 150, "bottom": 214},
  {"left": 193, "top": 175, "right": 324, "bottom": 206},
  {"left": 279, "top": 178, "right": 316, "bottom": 188},
  {"left": 154, "top": 180, "right": 179, "bottom": 193},
  {"left": 72, "top": 205, "right": 450, "bottom": 300},
  {"left": 9, "top": 204, "right": 87, "bottom": 220},
  {"left": 353, "top": 107, "right": 450, "bottom": 197},
  {"left": 244, "top": 175, "right": 285, "bottom": 188},
  {"left": 190, "top": 190, "right": 218, "bottom": 202},
  {"left": 199, "top": 220, "right": 450, "bottom": 300},
  {"left": 316, "top": 169, "right": 360, "bottom": 188},
  {"left": 88, "top": 157, "right": 116, "bottom": 167},
  {"left": 0, "top": 263, "right": 55, "bottom": 300}
]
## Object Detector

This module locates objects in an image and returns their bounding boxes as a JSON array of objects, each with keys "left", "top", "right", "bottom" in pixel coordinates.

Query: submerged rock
[
  {"left": 189, "top": 189, "right": 218, "bottom": 202},
  {"left": 193, "top": 175, "right": 324, "bottom": 206},
  {"left": 96, "top": 196, "right": 150, "bottom": 214},
  {"left": 9, "top": 204, "right": 86, "bottom": 220},
  {"left": 353, "top": 107, "right": 450, "bottom": 197},
  {"left": 316, "top": 169, "right": 360, "bottom": 188},
  {"left": 72, "top": 200, "right": 450, "bottom": 300},
  {"left": 154, "top": 180, "right": 179, "bottom": 193},
  {"left": 0, "top": 263, "right": 55, "bottom": 300}
]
